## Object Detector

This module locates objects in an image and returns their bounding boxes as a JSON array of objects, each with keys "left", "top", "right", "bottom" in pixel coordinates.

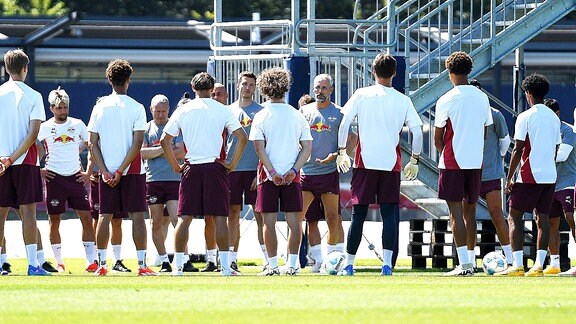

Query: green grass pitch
[{"left": 1, "top": 259, "right": 576, "bottom": 323}]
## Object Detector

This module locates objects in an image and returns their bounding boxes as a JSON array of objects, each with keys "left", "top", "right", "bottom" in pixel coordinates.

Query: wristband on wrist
[
  {"left": 115, "top": 170, "right": 123, "bottom": 176},
  {"left": 410, "top": 156, "right": 419, "bottom": 164},
  {"left": 7, "top": 157, "right": 13, "bottom": 166},
  {"left": 291, "top": 167, "right": 298, "bottom": 174},
  {"left": 269, "top": 168, "right": 277, "bottom": 176}
]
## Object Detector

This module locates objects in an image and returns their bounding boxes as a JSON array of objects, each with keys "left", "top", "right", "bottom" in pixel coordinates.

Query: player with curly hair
[
  {"left": 88, "top": 59, "right": 157, "bottom": 276},
  {"left": 434, "top": 51, "right": 493, "bottom": 277},
  {"left": 250, "top": 67, "right": 312, "bottom": 276}
]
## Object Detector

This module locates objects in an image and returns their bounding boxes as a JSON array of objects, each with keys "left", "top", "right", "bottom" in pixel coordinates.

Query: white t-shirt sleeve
[
  {"left": 338, "top": 92, "right": 359, "bottom": 147},
  {"left": 30, "top": 93, "right": 46, "bottom": 121},
  {"left": 37, "top": 122, "right": 49, "bottom": 141},
  {"left": 79, "top": 121, "right": 89, "bottom": 142},
  {"left": 249, "top": 112, "right": 265, "bottom": 141},
  {"left": 514, "top": 113, "right": 528, "bottom": 141},
  {"left": 484, "top": 99, "right": 493, "bottom": 127},
  {"left": 225, "top": 109, "right": 242, "bottom": 133},
  {"left": 405, "top": 99, "right": 423, "bottom": 128},
  {"left": 87, "top": 105, "right": 101, "bottom": 133},
  {"left": 434, "top": 98, "right": 448, "bottom": 128},
  {"left": 163, "top": 110, "right": 181, "bottom": 137},
  {"left": 298, "top": 113, "right": 313, "bottom": 141},
  {"left": 134, "top": 105, "right": 147, "bottom": 131}
]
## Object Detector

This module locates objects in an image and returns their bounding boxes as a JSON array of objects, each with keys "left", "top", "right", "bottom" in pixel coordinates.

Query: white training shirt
[
  {"left": 38, "top": 117, "right": 88, "bottom": 176},
  {"left": 514, "top": 103, "right": 561, "bottom": 184},
  {"left": 164, "top": 97, "right": 242, "bottom": 165},
  {"left": 338, "top": 84, "right": 423, "bottom": 171},
  {"left": 0, "top": 80, "right": 45, "bottom": 166},
  {"left": 87, "top": 92, "right": 147, "bottom": 175},
  {"left": 249, "top": 102, "right": 313, "bottom": 182},
  {"left": 434, "top": 85, "right": 493, "bottom": 170}
]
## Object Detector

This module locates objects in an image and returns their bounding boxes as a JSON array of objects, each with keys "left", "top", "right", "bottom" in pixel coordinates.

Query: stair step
[
  {"left": 414, "top": 198, "right": 448, "bottom": 216},
  {"left": 401, "top": 180, "right": 438, "bottom": 199}
]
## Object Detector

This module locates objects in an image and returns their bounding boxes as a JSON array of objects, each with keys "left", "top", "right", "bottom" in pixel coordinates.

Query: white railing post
[
  {"left": 308, "top": 0, "right": 316, "bottom": 93},
  {"left": 292, "top": 0, "right": 300, "bottom": 55}
]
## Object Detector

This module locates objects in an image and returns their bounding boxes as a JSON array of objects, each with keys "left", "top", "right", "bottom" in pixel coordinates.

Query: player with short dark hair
[
  {"left": 251, "top": 67, "right": 313, "bottom": 276},
  {"left": 541, "top": 99, "right": 576, "bottom": 276},
  {"left": 88, "top": 59, "right": 156, "bottom": 276},
  {"left": 434, "top": 51, "right": 493, "bottom": 277},
  {"left": 0, "top": 49, "right": 50, "bottom": 276},
  {"left": 226, "top": 71, "right": 264, "bottom": 272},
  {"left": 498, "top": 73, "right": 561, "bottom": 276},
  {"left": 162, "top": 72, "right": 247, "bottom": 276},
  {"left": 464, "top": 79, "right": 513, "bottom": 268},
  {"left": 337, "top": 53, "right": 423, "bottom": 276}
]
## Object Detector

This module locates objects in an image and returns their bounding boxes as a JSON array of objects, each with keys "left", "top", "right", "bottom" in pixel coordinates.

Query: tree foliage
[{"left": 0, "top": 0, "right": 67, "bottom": 16}]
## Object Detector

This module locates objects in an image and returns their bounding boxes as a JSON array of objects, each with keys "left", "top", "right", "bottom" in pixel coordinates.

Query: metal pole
[
  {"left": 513, "top": 47, "right": 526, "bottom": 114},
  {"left": 291, "top": 0, "right": 300, "bottom": 55},
  {"left": 387, "top": 0, "right": 396, "bottom": 55},
  {"left": 308, "top": 0, "right": 316, "bottom": 92}
]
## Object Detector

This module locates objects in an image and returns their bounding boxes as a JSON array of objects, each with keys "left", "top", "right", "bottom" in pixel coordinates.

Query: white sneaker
[
  {"left": 285, "top": 267, "right": 298, "bottom": 276},
  {"left": 443, "top": 264, "right": 474, "bottom": 277},
  {"left": 221, "top": 268, "right": 241, "bottom": 276},
  {"left": 149, "top": 255, "right": 162, "bottom": 267},
  {"left": 311, "top": 262, "right": 322, "bottom": 273},
  {"left": 558, "top": 265, "right": 576, "bottom": 277}
]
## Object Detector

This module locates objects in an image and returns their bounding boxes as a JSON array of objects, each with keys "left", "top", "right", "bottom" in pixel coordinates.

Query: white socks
[
  {"left": 112, "top": 245, "right": 122, "bottom": 262},
  {"left": 260, "top": 244, "right": 269, "bottom": 265},
  {"left": 456, "top": 246, "right": 469, "bottom": 266},
  {"left": 550, "top": 254, "right": 560, "bottom": 268},
  {"left": 534, "top": 249, "right": 547, "bottom": 268},
  {"left": 207, "top": 249, "right": 217, "bottom": 264},
  {"left": 467, "top": 250, "right": 475, "bottom": 267},
  {"left": 288, "top": 254, "right": 298, "bottom": 269},
  {"left": 83, "top": 241, "right": 96, "bottom": 265},
  {"left": 174, "top": 252, "right": 184, "bottom": 271},
  {"left": 136, "top": 250, "right": 147, "bottom": 269},
  {"left": 97, "top": 249, "right": 107, "bottom": 267},
  {"left": 52, "top": 244, "right": 63, "bottom": 265},
  {"left": 345, "top": 253, "right": 355, "bottom": 267},
  {"left": 382, "top": 249, "right": 393, "bottom": 267},
  {"left": 26, "top": 244, "right": 39, "bottom": 267},
  {"left": 310, "top": 244, "right": 323, "bottom": 264},
  {"left": 501, "top": 244, "right": 513, "bottom": 265},
  {"left": 513, "top": 250, "right": 523, "bottom": 268},
  {"left": 37, "top": 249, "right": 46, "bottom": 265}
]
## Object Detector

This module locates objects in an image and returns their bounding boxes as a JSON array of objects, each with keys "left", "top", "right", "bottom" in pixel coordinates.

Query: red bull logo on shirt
[
  {"left": 53, "top": 134, "right": 75, "bottom": 143},
  {"left": 241, "top": 117, "right": 253, "bottom": 128},
  {"left": 310, "top": 121, "right": 330, "bottom": 132}
]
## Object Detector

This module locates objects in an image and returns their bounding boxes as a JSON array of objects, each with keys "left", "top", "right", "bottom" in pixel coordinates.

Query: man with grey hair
[
  {"left": 299, "top": 73, "right": 354, "bottom": 272},
  {"left": 37, "top": 86, "right": 95, "bottom": 273},
  {"left": 141, "top": 94, "right": 198, "bottom": 273}
]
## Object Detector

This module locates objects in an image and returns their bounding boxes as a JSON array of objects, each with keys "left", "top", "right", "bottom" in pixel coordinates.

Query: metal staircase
[{"left": 209, "top": 0, "right": 575, "bottom": 220}]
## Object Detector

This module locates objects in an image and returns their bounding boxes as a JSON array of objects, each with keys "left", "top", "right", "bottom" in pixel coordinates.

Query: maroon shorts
[
  {"left": 45, "top": 172, "right": 90, "bottom": 214},
  {"left": 146, "top": 181, "right": 180, "bottom": 205},
  {"left": 90, "top": 180, "right": 128, "bottom": 219},
  {"left": 480, "top": 179, "right": 502, "bottom": 200},
  {"left": 0, "top": 165, "right": 43, "bottom": 208},
  {"left": 178, "top": 162, "right": 229, "bottom": 217},
  {"left": 508, "top": 182, "right": 555, "bottom": 214},
  {"left": 350, "top": 168, "right": 400, "bottom": 205},
  {"left": 305, "top": 198, "right": 324, "bottom": 222},
  {"left": 301, "top": 171, "right": 340, "bottom": 198},
  {"left": 438, "top": 169, "right": 482, "bottom": 203},
  {"left": 98, "top": 174, "right": 146, "bottom": 214},
  {"left": 228, "top": 171, "right": 257, "bottom": 206},
  {"left": 548, "top": 188, "right": 574, "bottom": 219},
  {"left": 256, "top": 181, "right": 303, "bottom": 213}
]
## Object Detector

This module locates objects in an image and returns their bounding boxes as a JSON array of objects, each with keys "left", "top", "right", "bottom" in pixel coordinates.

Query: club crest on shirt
[
  {"left": 67, "top": 126, "right": 75, "bottom": 133},
  {"left": 50, "top": 199, "right": 60, "bottom": 207},
  {"left": 148, "top": 196, "right": 158, "bottom": 204},
  {"left": 93, "top": 203, "right": 100, "bottom": 211},
  {"left": 327, "top": 116, "right": 338, "bottom": 122},
  {"left": 310, "top": 121, "right": 330, "bottom": 132}
]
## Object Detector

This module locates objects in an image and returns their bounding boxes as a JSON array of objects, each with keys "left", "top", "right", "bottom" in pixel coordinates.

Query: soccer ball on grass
[
  {"left": 482, "top": 251, "right": 508, "bottom": 275},
  {"left": 321, "top": 251, "right": 345, "bottom": 275}
]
